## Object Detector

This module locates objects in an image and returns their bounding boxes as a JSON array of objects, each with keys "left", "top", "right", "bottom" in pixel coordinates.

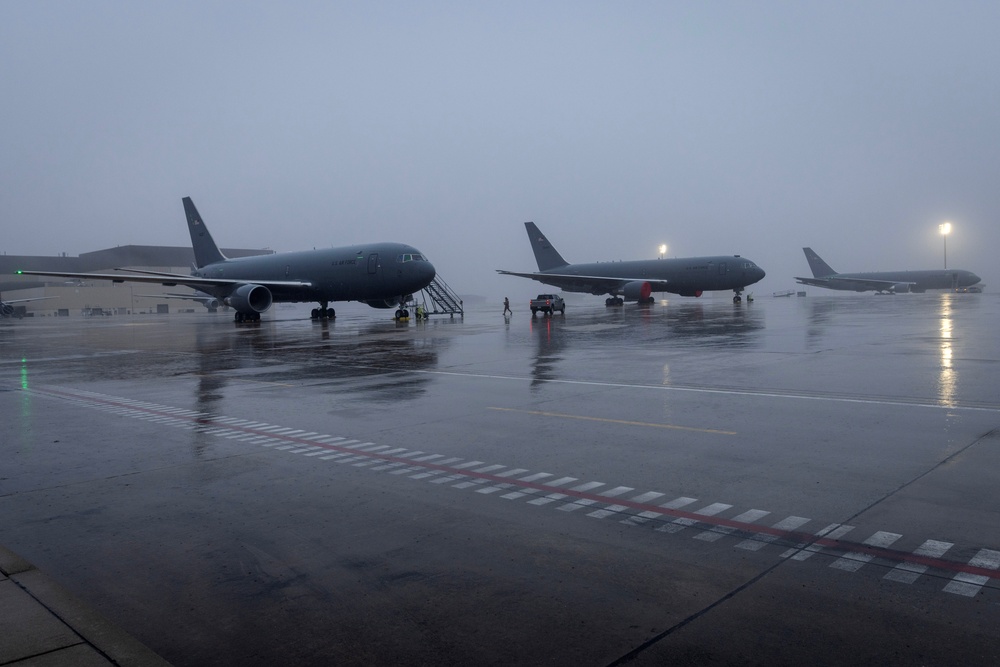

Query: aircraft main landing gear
[
  {"left": 311, "top": 302, "right": 336, "bottom": 320},
  {"left": 235, "top": 311, "right": 261, "bottom": 323}
]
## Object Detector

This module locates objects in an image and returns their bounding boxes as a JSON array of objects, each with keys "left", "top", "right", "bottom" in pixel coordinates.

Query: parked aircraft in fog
[
  {"left": 19, "top": 197, "right": 437, "bottom": 322},
  {"left": 0, "top": 293, "right": 57, "bottom": 318},
  {"left": 498, "top": 222, "right": 765, "bottom": 304},
  {"left": 795, "top": 248, "right": 981, "bottom": 294}
]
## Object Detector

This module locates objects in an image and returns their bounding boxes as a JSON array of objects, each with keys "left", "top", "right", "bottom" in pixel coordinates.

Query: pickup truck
[{"left": 529, "top": 294, "right": 565, "bottom": 315}]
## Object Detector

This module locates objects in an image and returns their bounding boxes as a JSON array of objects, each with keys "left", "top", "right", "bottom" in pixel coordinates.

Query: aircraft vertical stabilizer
[
  {"left": 524, "top": 221, "right": 569, "bottom": 271},
  {"left": 803, "top": 247, "right": 837, "bottom": 278},
  {"left": 183, "top": 197, "right": 227, "bottom": 268}
]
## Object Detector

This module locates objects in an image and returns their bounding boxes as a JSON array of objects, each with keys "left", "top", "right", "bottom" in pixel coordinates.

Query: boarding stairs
[{"left": 416, "top": 276, "right": 464, "bottom": 317}]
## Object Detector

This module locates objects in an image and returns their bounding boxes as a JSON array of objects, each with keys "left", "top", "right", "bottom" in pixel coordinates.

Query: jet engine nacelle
[
  {"left": 0, "top": 303, "right": 13, "bottom": 316},
  {"left": 364, "top": 297, "right": 401, "bottom": 309},
  {"left": 202, "top": 299, "right": 221, "bottom": 311},
  {"left": 224, "top": 284, "right": 272, "bottom": 313},
  {"left": 890, "top": 283, "right": 911, "bottom": 294},
  {"left": 622, "top": 281, "right": 653, "bottom": 302}
]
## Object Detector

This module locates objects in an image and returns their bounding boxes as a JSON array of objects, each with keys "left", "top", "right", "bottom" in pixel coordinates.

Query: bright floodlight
[
  {"left": 939, "top": 222, "right": 952, "bottom": 269},
  {"left": 659, "top": 244, "right": 667, "bottom": 257}
]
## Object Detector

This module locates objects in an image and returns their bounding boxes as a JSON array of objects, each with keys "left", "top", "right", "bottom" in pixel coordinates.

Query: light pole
[
  {"left": 658, "top": 244, "right": 667, "bottom": 259},
  {"left": 939, "top": 222, "right": 952, "bottom": 269}
]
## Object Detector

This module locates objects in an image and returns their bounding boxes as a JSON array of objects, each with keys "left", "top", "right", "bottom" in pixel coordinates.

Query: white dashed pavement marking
[{"left": 29, "top": 385, "right": 1000, "bottom": 601}]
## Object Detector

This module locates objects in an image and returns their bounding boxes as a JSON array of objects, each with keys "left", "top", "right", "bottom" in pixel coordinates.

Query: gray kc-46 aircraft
[
  {"left": 795, "top": 247, "right": 981, "bottom": 294},
  {"left": 498, "top": 222, "right": 765, "bottom": 304},
  {"left": 19, "top": 197, "right": 436, "bottom": 322}
]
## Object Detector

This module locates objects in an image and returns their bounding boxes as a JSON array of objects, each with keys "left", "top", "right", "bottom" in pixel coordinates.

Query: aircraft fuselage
[
  {"left": 192, "top": 243, "right": 435, "bottom": 304},
  {"left": 534, "top": 256, "right": 765, "bottom": 296}
]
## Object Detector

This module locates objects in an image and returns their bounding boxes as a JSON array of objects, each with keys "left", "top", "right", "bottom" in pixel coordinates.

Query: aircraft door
[{"left": 367, "top": 253, "right": 379, "bottom": 275}]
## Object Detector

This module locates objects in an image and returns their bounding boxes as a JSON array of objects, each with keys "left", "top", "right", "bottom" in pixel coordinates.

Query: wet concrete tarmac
[{"left": 2, "top": 293, "right": 999, "bottom": 666}]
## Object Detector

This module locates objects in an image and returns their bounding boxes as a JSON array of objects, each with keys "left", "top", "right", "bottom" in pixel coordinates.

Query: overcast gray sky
[{"left": 3, "top": 2, "right": 998, "bottom": 299}]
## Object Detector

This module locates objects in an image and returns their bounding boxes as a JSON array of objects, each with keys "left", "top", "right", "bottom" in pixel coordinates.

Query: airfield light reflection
[
  {"left": 20, "top": 358, "right": 33, "bottom": 450},
  {"left": 938, "top": 297, "right": 956, "bottom": 407}
]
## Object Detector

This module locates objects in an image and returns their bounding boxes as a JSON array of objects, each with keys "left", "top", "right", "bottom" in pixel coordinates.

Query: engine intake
[
  {"left": 622, "top": 281, "right": 653, "bottom": 302},
  {"left": 224, "top": 284, "right": 272, "bottom": 313}
]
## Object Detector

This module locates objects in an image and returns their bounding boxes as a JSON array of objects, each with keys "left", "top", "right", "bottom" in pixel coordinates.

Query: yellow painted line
[{"left": 488, "top": 407, "right": 736, "bottom": 435}]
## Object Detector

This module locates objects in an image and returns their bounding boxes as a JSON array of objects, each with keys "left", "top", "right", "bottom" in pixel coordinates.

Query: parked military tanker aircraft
[
  {"left": 498, "top": 222, "right": 765, "bottom": 304},
  {"left": 795, "top": 248, "right": 981, "bottom": 294},
  {"left": 18, "top": 197, "right": 436, "bottom": 322}
]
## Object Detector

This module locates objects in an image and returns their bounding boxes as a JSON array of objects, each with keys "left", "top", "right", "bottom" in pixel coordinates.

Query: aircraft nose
[
  {"left": 753, "top": 266, "right": 766, "bottom": 283},
  {"left": 415, "top": 256, "right": 436, "bottom": 286}
]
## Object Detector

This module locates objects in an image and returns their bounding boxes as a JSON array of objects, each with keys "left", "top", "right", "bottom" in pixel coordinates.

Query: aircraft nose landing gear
[{"left": 733, "top": 289, "right": 753, "bottom": 303}]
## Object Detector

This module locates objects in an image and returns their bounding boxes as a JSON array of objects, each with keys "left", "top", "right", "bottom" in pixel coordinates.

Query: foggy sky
[{"left": 3, "top": 2, "right": 998, "bottom": 299}]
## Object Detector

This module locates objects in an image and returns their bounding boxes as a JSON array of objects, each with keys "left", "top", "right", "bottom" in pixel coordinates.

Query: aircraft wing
[
  {"left": 794, "top": 276, "right": 915, "bottom": 292},
  {"left": 16, "top": 269, "right": 312, "bottom": 290},
  {"left": 497, "top": 269, "right": 669, "bottom": 294},
  {"left": 136, "top": 291, "right": 212, "bottom": 298}
]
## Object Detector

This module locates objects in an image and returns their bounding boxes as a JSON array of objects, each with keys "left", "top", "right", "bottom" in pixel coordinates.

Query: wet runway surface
[{"left": 2, "top": 294, "right": 999, "bottom": 666}]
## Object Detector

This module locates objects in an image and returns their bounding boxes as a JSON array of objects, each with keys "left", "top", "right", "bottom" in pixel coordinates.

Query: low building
[{"left": 0, "top": 245, "right": 272, "bottom": 316}]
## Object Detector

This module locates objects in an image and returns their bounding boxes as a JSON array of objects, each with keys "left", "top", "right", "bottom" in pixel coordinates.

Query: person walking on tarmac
[{"left": 503, "top": 296, "right": 512, "bottom": 316}]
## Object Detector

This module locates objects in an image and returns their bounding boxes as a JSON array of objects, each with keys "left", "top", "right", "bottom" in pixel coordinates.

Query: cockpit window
[{"left": 396, "top": 254, "right": 427, "bottom": 262}]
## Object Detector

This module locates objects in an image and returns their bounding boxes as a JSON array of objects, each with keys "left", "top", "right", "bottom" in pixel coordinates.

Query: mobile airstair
[{"left": 415, "top": 276, "right": 463, "bottom": 318}]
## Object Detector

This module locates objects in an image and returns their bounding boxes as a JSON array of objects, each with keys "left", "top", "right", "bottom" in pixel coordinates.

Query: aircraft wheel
[
  {"left": 235, "top": 312, "right": 243, "bottom": 323},
  {"left": 733, "top": 295, "right": 742, "bottom": 303},
  {"left": 310, "top": 308, "right": 319, "bottom": 319},
  {"left": 326, "top": 308, "right": 336, "bottom": 319}
]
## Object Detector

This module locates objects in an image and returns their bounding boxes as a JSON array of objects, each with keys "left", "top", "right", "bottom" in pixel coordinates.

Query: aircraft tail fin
[
  {"left": 803, "top": 247, "right": 837, "bottom": 278},
  {"left": 183, "top": 197, "right": 227, "bottom": 268},
  {"left": 524, "top": 222, "right": 569, "bottom": 271}
]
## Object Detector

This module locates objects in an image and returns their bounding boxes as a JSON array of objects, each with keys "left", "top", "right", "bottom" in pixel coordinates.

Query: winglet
[{"left": 183, "top": 197, "right": 227, "bottom": 268}]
